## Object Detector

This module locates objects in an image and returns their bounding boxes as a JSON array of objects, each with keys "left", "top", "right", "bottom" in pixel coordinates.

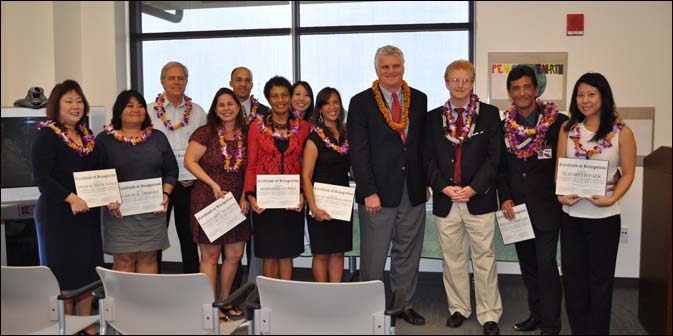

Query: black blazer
[
  {"left": 497, "top": 110, "right": 568, "bottom": 231},
  {"left": 347, "top": 86, "right": 427, "bottom": 207},
  {"left": 257, "top": 103, "right": 271, "bottom": 118},
  {"left": 424, "top": 101, "right": 502, "bottom": 217}
]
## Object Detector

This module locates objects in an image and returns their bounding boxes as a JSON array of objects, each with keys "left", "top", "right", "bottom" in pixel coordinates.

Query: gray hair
[
  {"left": 160, "top": 61, "right": 189, "bottom": 81},
  {"left": 374, "top": 45, "right": 405, "bottom": 68}
]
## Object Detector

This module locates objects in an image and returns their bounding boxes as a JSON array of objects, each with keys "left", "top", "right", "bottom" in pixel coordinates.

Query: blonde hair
[
  {"left": 445, "top": 59, "right": 475, "bottom": 81},
  {"left": 374, "top": 45, "right": 405, "bottom": 68}
]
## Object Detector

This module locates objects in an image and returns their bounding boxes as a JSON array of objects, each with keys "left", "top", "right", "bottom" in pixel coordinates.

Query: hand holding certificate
[
  {"left": 256, "top": 175, "right": 300, "bottom": 209},
  {"left": 118, "top": 178, "right": 164, "bottom": 216},
  {"left": 556, "top": 158, "right": 609, "bottom": 198},
  {"left": 311, "top": 183, "right": 355, "bottom": 222},
  {"left": 495, "top": 203, "right": 535, "bottom": 245},
  {"left": 194, "top": 192, "right": 246, "bottom": 243},
  {"left": 73, "top": 169, "right": 121, "bottom": 208}
]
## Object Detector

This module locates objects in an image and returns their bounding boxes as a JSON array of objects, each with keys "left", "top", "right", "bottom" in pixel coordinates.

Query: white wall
[{"left": 2, "top": 1, "right": 670, "bottom": 277}]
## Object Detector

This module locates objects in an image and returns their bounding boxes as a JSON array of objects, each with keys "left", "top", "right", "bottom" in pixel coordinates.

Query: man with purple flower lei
[
  {"left": 424, "top": 59, "right": 503, "bottom": 336},
  {"left": 497, "top": 65, "right": 567, "bottom": 335},
  {"left": 148, "top": 61, "right": 207, "bottom": 274}
]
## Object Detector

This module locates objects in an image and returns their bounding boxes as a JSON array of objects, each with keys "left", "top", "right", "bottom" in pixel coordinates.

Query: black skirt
[{"left": 253, "top": 208, "right": 305, "bottom": 258}]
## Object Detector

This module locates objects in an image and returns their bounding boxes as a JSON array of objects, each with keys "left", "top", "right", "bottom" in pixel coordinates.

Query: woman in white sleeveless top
[{"left": 556, "top": 73, "right": 636, "bottom": 335}]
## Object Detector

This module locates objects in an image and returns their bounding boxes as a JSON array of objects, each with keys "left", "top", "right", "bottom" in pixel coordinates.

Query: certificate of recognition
[
  {"left": 312, "top": 182, "right": 355, "bottom": 222},
  {"left": 174, "top": 150, "right": 196, "bottom": 181},
  {"left": 495, "top": 203, "right": 536, "bottom": 245},
  {"left": 556, "top": 158, "right": 609, "bottom": 197},
  {"left": 194, "top": 192, "right": 246, "bottom": 243},
  {"left": 118, "top": 178, "right": 164, "bottom": 216},
  {"left": 73, "top": 169, "right": 121, "bottom": 208},
  {"left": 256, "top": 174, "right": 300, "bottom": 209}
]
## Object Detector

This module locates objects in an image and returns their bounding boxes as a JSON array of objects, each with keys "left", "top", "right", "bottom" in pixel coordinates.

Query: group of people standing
[{"left": 32, "top": 44, "right": 636, "bottom": 335}]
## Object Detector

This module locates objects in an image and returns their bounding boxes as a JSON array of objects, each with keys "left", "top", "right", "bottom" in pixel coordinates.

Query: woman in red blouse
[{"left": 244, "top": 76, "right": 311, "bottom": 280}]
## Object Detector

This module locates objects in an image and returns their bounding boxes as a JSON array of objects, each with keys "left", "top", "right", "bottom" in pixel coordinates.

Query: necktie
[
  {"left": 453, "top": 108, "right": 465, "bottom": 186},
  {"left": 391, "top": 92, "right": 406, "bottom": 143}
]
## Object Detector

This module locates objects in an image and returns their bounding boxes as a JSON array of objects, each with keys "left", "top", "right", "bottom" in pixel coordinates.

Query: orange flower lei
[
  {"left": 313, "top": 126, "right": 349, "bottom": 156},
  {"left": 570, "top": 117, "right": 625, "bottom": 159},
  {"left": 104, "top": 124, "right": 153, "bottom": 146},
  {"left": 37, "top": 120, "right": 95, "bottom": 157},
  {"left": 218, "top": 128, "right": 245, "bottom": 173},
  {"left": 155, "top": 93, "right": 192, "bottom": 130},
  {"left": 372, "top": 80, "right": 410, "bottom": 132}
]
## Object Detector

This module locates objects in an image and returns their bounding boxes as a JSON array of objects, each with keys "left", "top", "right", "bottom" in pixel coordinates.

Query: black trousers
[
  {"left": 515, "top": 225, "right": 562, "bottom": 334},
  {"left": 158, "top": 183, "right": 200, "bottom": 274},
  {"left": 561, "top": 213, "right": 620, "bottom": 335}
]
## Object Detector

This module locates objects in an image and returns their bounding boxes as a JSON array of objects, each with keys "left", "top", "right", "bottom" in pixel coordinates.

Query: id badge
[{"left": 538, "top": 146, "right": 553, "bottom": 160}]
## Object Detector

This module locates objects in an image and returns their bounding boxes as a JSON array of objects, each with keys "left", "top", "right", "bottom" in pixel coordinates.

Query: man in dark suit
[
  {"left": 497, "top": 65, "right": 567, "bottom": 335},
  {"left": 347, "top": 45, "right": 428, "bottom": 326},
  {"left": 424, "top": 60, "right": 502, "bottom": 335}
]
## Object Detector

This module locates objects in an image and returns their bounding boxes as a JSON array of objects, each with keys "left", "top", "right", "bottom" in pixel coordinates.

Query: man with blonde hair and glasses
[
  {"left": 347, "top": 45, "right": 428, "bottom": 326},
  {"left": 424, "top": 59, "right": 503, "bottom": 335}
]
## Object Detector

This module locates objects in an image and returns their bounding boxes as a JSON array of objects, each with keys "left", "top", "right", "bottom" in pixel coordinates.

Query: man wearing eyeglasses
[{"left": 424, "top": 60, "right": 503, "bottom": 335}]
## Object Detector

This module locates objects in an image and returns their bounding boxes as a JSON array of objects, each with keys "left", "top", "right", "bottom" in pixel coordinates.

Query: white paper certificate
[
  {"left": 194, "top": 192, "right": 246, "bottom": 243},
  {"left": 118, "top": 178, "right": 164, "bottom": 216},
  {"left": 174, "top": 150, "right": 196, "bottom": 181},
  {"left": 73, "top": 169, "right": 121, "bottom": 208},
  {"left": 495, "top": 203, "right": 536, "bottom": 245},
  {"left": 256, "top": 174, "right": 300, "bottom": 209},
  {"left": 312, "top": 182, "right": 355, "bottom": 222},
  {"left": 556, "top": 158, "right": 609, "bottom": 197}
]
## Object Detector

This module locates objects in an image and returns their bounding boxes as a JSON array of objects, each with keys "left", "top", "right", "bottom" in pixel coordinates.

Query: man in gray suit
[{"left": 347, "top": 45, "right": 428, "bottom": 326}]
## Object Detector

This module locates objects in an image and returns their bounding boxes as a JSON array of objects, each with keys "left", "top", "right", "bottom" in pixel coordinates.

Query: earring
[{"left": 319, "top": 112, "right": 324, "bottom": 123}]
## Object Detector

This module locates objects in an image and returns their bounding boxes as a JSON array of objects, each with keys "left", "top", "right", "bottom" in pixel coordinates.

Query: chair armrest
[
  {"left": 243, "top": 287, "right": 260, "bottom": 310},
  {"left": 92, "top": 285, "right": 106, "bottom": 300},
  {"left": 57, "top": 280, "right": 103, "bottom": 300},
  {"left": 213, "top": 283, "right": 256, "bottom": 309}
]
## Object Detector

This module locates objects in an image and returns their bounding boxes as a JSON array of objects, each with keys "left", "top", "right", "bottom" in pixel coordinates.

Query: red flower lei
[
  {"left": 313, "top": 126, "right": 348, "bottom": 156},
  {"left": 570, "top": 117, "right": 625, "bottom": 159},
  {"left": 37, "top": 120, "right": 95, "bottom": 157},
  {"left": 503, "top": 101, "right": 559, "bottom": 160},
  {"left": 154, "top": 92, "right": 192, "bottom": 130},
  {"left": 218, "top": 128, "right": 245, "bottom": 173},
  {"left": 104, "top": 124, "right": 153, "bottom": 146},
  {"left": 441, "top": 94, "right": 480, "bottom": 145}
]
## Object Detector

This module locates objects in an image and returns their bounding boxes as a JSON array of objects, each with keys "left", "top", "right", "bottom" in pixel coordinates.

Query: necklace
[
  {"left": 154, "top": 92, "right": 192, "bottom": 130},
  {"left": 503, "top": 101, "right": 559, "bottom": 160},
  {"left": 570, "top": 117, "right": 625, "bottom": 159},
  {"left": 218, "top": 127, "right": 245, "bottom": 172},
  {"left": 37, "top": 120, "right": 95, "bottom": 157},
  {"left": 104, "top": 124, "right": 153, "bottom": 145},
  {"left": 313, "top": 125, "right": 348, "bottom": 156},
  {"left": 256, "top": 110, "right": 303, "bottom": 140},
  {"left": 246, "top": 95, "right": 261, "bottom": 124},
  {"left": 441, "top": 93, "right": 480, "bottom": 145},
  {"left": 372, "top": 80, "right": 410, "bottom": 132}
]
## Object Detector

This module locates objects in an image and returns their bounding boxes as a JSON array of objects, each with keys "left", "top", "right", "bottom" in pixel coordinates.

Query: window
[{"left": 130, "top": 1, "right": 473, "bottom": 111}]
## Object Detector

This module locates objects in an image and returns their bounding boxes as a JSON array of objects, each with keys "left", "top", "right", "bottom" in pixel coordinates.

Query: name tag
[{"left": 538, "top": 147, "right": 553, "bottom": 160}]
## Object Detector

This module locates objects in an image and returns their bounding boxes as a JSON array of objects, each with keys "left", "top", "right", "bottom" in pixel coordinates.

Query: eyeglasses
[{"left": 446, "top": 78, "right": 473, "bottom": 85}]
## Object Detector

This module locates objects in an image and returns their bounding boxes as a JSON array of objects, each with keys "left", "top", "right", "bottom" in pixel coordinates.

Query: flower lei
[
  {"left": 218, "top": 128, "right": 245, "bottom": 172},
  {"left": 372, "top": 80, "right": 410, "bottom": 132},
  {"left": 154, "top": 92, "right": 192, "bottom": 130},
  {"left": 104, "top": 124, "right": 153, "bottom": 145},
  {"left": 503, "top": 101, "right": 559, "bottom": 159},
  {"left": 246, "top": 95, "right": 261, "bottom": 125},
  {"left": 37, "top": 120, "right": 95, "bottom": 157},
  {"left": 441, "top": 94, "right": 480, "bottom": 145},
  {"left": 257, "top": 109, "right": 303, "bottom": 140},
  {"left": 570, "top": 117, "right": 625, "bottom": 159},
  {"left": 313, "top": 125, "right": 348, "bottom": 156}
]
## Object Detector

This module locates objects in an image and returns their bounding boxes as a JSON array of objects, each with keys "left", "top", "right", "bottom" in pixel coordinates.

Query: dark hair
[
  {"left": 291, "top": 81, "right": 314, "bottom": 121},
  {"left": 263, "top": 76, "right": 292, "bottom": 101},
  {"left": 45, "top": 79, "right": 90, "bottom": 130},
  {"left": 506, "top": 65, "right": 538, "bottom": 91},
  {"left": 565, "top": 72, "right": 618, "bottom": 142},
  {"left": 313, "top": 87, "right": 346, "bottom": 139},
  {"left": 206, "top": 87, "right": 246, "bottom": 136},
  {"left": 110, "top": 90, "right": 151, "bottom": 130}
]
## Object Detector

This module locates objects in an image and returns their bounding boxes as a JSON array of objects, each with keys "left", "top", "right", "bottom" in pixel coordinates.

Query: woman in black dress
[
  {"left": 32, "top": 80, "right": 118, "bottom": 335},
  {"left": 302, "top": 87, "right": 352, "bottom": 282}
]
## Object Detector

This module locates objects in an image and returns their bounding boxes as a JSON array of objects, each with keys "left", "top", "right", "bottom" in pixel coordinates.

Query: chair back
[
  {"left": 96, "top": 267, "right": 215, "bottom": 335},
  {"left": 1, "top": 266, "right": 61, "bottom": 334},
  {"left": 256, "top": 276, "right": 386, "bottom": 334}
]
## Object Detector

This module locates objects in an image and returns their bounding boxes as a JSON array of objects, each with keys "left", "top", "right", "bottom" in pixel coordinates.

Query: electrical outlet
[{"left": 620, "top": 227, "right": 629, "bottom": 244}]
